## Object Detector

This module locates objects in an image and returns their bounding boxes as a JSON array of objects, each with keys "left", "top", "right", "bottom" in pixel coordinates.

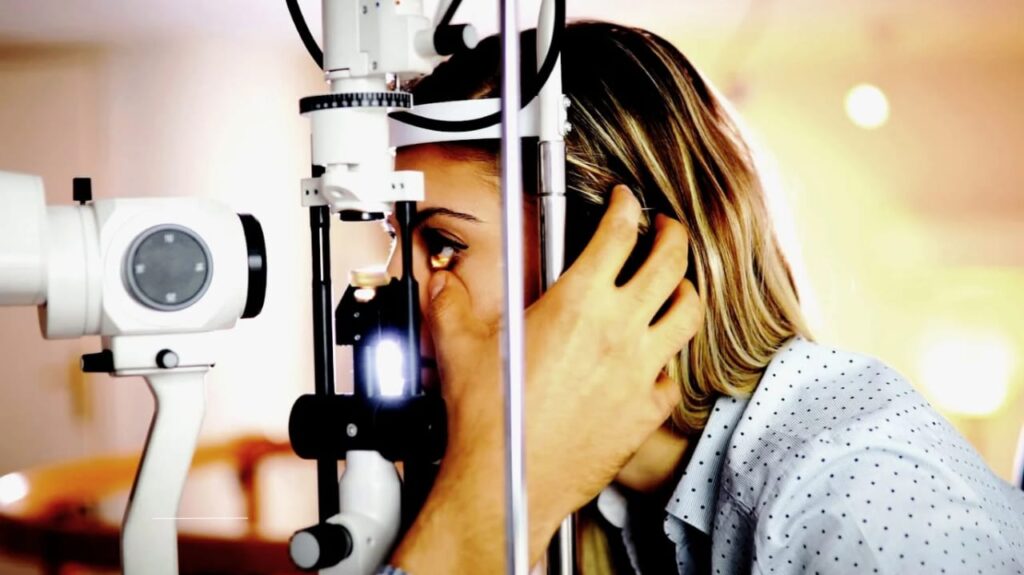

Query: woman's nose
[
  {"left": 386, "top": 243, "right": 403, "bottom": 279},
  {"left": 384, "top": 238, "right": 432, "bottom": 317}
]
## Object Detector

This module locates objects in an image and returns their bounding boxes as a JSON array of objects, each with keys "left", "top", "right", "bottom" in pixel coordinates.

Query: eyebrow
[{"left": 410, "top": 207, "right": 484, "bottom": 229}]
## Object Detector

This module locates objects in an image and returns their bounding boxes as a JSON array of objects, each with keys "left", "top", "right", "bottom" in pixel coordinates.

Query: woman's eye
[
  {"left": 422, "top": 228, "right": 467, "bottom": 271},
  {"left": 431, "top": 245, "right": 457, "bottom": 270}
]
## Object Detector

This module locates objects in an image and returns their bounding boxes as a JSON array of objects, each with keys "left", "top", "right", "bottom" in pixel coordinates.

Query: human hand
[{"left": 392, "top": 185, "right": 703, "bottom": 570}]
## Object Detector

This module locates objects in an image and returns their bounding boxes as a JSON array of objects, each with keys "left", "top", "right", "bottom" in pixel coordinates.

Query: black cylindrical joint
[
  {"left": 289, "top": 522, "right": 353, "bottom": 571},
  {"left": 238, "top": 214, "right": 267, "bottom": 319},
  {"left": 289, "top": 394, "right": 446, "bottom": 463},
  {"left": 433, "top": 24, "right": 478, "bottom": 56}
]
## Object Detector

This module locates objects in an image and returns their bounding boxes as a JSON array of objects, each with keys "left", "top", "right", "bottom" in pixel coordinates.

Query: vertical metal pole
[
  {"left": 309, "top": 204, "right": 340, "bottom": 522},
  {"left": 499, "top": 0, "right": 529, "bottom": 572},
  {"left": 395, "top": 201, "right": 421, "bottom": 396},
  {"left": 536, "top": 0, "right": 574, "bottom": 570},
  {"left": 541, "top": 138, "right": 573, "bottom": 575}
]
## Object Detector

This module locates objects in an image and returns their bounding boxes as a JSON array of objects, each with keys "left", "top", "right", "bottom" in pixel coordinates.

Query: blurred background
[{"left": 0, "top": 0, "right": 1021, "bottom": 572}]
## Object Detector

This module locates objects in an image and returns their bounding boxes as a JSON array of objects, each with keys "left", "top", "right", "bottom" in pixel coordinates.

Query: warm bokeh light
[
  {"left": 0, "top": 472, "right": 28, "bottom": 506},
  {"left": 916, "top": 330, "right": 1016, "bottom": 417},
  {"left": 845, "top": 83, "right": 890, "bottom": 129}
]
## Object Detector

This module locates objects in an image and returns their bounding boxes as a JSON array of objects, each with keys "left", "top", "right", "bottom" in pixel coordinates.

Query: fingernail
[{"left": 429, "top": 272, "right": 447, "bottom": 301}]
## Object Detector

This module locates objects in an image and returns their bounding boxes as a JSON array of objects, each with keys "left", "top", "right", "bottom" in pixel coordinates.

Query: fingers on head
[
  {"left": 626, "top": 214, "right": 690, "bottom": 316},
  {"left": 648, "top": 280, "right": 703, "bottom": 362},
  {"left": 569, "top": 185, "right": 642, "bottom": 282}
]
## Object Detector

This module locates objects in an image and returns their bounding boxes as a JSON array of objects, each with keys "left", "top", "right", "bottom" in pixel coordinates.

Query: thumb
[{"left": 426, "top": 271, "right": 482, "bottom": 346}]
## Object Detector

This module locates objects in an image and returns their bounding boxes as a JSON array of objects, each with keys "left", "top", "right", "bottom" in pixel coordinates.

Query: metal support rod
[
  {"left": 536, "top": 0, "right": 574, "bottom": 570},
  {"left": 499, "top": 0, "right": 529, "bottom": 572},
  {"left": 541, "top": 142, "right": 572, "bottom": 575},
  {"left": 541, "top": 143, "right": 572, "bottom": 575},
  {"left": 309, "top": 204, "right": 340, "bottom": 522},
  {"left": 395, "top": 201, "right": 421, "bottom": 396}
]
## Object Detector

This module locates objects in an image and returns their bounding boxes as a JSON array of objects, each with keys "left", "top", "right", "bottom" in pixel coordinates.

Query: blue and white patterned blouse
[{"left": 598, "top": 336, "right": 1024, "bottom": 574}]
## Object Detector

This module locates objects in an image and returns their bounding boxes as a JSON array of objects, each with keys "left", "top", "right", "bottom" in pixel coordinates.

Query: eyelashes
[
  {"left": 385, "top": 221, "right": 468, "bottom": 272},
  {"left": 422, "top": 227, "right": 467, "bottom": 271}
]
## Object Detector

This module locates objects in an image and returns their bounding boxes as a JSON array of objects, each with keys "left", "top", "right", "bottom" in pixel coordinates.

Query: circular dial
[
  {"left": 299, "top": 91, "right": 413, "bottom": 114},
  {"left": 124, "top": 225, "right": 212, "bottom": 311}
]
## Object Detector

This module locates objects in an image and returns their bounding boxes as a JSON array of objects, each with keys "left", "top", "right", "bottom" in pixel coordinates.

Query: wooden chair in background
[{"left": 0, "top": 436, "right": 302, "bottom": 574}]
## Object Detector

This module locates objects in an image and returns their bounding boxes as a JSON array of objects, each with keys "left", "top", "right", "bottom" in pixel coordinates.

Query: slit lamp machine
[{"left": 0, "top": 0, "right": 571, "bottom": 573}]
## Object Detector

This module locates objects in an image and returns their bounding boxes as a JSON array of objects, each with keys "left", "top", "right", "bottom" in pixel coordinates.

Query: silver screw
[
  {"left": 346, "top": 423, "right": 358, "bottom": 437},
  {"left": 562, "top": 95, "right": 571, "bottom": 109}
]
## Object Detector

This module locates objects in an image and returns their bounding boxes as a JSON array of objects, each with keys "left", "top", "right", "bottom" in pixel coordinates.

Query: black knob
[
  {"left": 80, "top": 350, "right": 114, "bottom": 373},
  {"left": 289, "top": 523, "right": 353, "bottom": 571},
  {"left": 73, "top": 177, "right": 92, "bottom": 205},
  {"left": 433, "top": 24, "right": 479, "bottom": 56},
  {"left": 156, "top": 349, "right": 180, "bottom": 369}
]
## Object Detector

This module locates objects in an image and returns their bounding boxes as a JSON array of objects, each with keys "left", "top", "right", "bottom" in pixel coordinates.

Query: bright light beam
[{"left": 375, "top": 338, "right": 406, "bottom": 397}]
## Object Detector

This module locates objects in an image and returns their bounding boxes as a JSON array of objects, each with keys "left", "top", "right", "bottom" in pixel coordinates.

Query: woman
[{"left": 381, "top": 21, "right": 1024, "bottom": 574}]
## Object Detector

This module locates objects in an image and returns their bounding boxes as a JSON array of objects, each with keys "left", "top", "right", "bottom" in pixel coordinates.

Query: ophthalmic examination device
[
  {"left": 0, "top": 173, "right": 267, "bottom": 574},
  {"left": 0, "top": 0, "right": 571, "bottom": 572},
  {"left": 283, "top": 0, "right": 571, "bottom": 573}
]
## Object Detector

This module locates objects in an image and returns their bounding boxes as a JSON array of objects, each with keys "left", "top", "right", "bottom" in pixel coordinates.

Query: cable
[
  {"left": 284, "top": 0, "right": 566, "bottom": 134},
  {"left": 287, "top": 0, "right": 324, "bottom": 70},
  {"left": 438, "top": 0, "right": 463, "bottom": 27},
  {"left": 389, "top": 0, "right": 566, "bottom": 133}
]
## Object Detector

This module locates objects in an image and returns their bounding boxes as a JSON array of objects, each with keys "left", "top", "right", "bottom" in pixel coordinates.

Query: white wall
[{"left": 0, "top": 37, "right": 389, "bottom": 477}]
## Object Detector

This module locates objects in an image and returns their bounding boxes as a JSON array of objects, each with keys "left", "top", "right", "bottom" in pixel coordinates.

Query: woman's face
[{"left": 388, "top": 144, "right": 540, "bottom": 389}]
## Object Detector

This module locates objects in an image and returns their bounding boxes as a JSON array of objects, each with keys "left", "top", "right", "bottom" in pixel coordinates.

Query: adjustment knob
[
  {"left": 433, "top": 24, "right": 479, "bottom": 56},
  {"left": 73, "top": 177, "right": 92, "bottom": 205},
  {"left": 81, "top": 350, "right": 114, "bottom": 373},
  {"left": 289, "top": 522, "right": 353, "bottom": 571},
  {"left": 156, "top": 349, "right": 179, "bottom": 369}
]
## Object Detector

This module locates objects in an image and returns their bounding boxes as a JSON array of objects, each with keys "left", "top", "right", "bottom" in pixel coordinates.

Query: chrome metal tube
[
  {"left": 537, "top": 0, "right": 574, "bottom": 571},
  {"left": 499, "top": 0, "right": 529, "bottom": 572},
  {"left": 539, "top": 141, "right": 567, "bottom": 291}
]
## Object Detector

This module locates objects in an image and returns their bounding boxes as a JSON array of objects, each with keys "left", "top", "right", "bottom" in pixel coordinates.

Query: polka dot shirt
[{"left": 600, "top": 337, "right": 1024, "bottom": 574}]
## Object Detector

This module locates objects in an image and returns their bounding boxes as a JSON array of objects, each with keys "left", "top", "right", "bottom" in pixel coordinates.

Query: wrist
[{"left": 391, "top": 464, "right": 504, "bottom": 573}]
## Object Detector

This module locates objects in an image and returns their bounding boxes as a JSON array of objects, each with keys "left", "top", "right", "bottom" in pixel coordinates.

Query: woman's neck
[{"left": 613, "top": 423, "right": 691, "bottom": 498}]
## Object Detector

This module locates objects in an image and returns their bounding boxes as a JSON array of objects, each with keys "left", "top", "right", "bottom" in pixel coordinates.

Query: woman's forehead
[{"left": 397, "top": 145, "right": 499, "bottom": 214}]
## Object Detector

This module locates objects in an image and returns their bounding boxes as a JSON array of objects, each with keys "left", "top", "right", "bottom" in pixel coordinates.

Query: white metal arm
[{"left": 121, "top": 368, "right": 208, "bottom": 575}]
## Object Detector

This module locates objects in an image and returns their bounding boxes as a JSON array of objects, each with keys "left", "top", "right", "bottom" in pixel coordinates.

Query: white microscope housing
[
  {"left": 0, "top": 170, "right": 264, "bottom": 371},
  {"left": 0, "top": 170, "right": 266, "bottom": 575}
]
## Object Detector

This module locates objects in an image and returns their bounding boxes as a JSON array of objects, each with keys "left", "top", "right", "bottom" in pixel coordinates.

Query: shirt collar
[{"left": 664, "top": 394, "right": 749, "bottom": 535}]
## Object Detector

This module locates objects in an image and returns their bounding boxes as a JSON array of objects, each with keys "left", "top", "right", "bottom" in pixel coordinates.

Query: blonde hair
[{"left": 407, "top": 20, "right": 812, "bottom": 572}]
